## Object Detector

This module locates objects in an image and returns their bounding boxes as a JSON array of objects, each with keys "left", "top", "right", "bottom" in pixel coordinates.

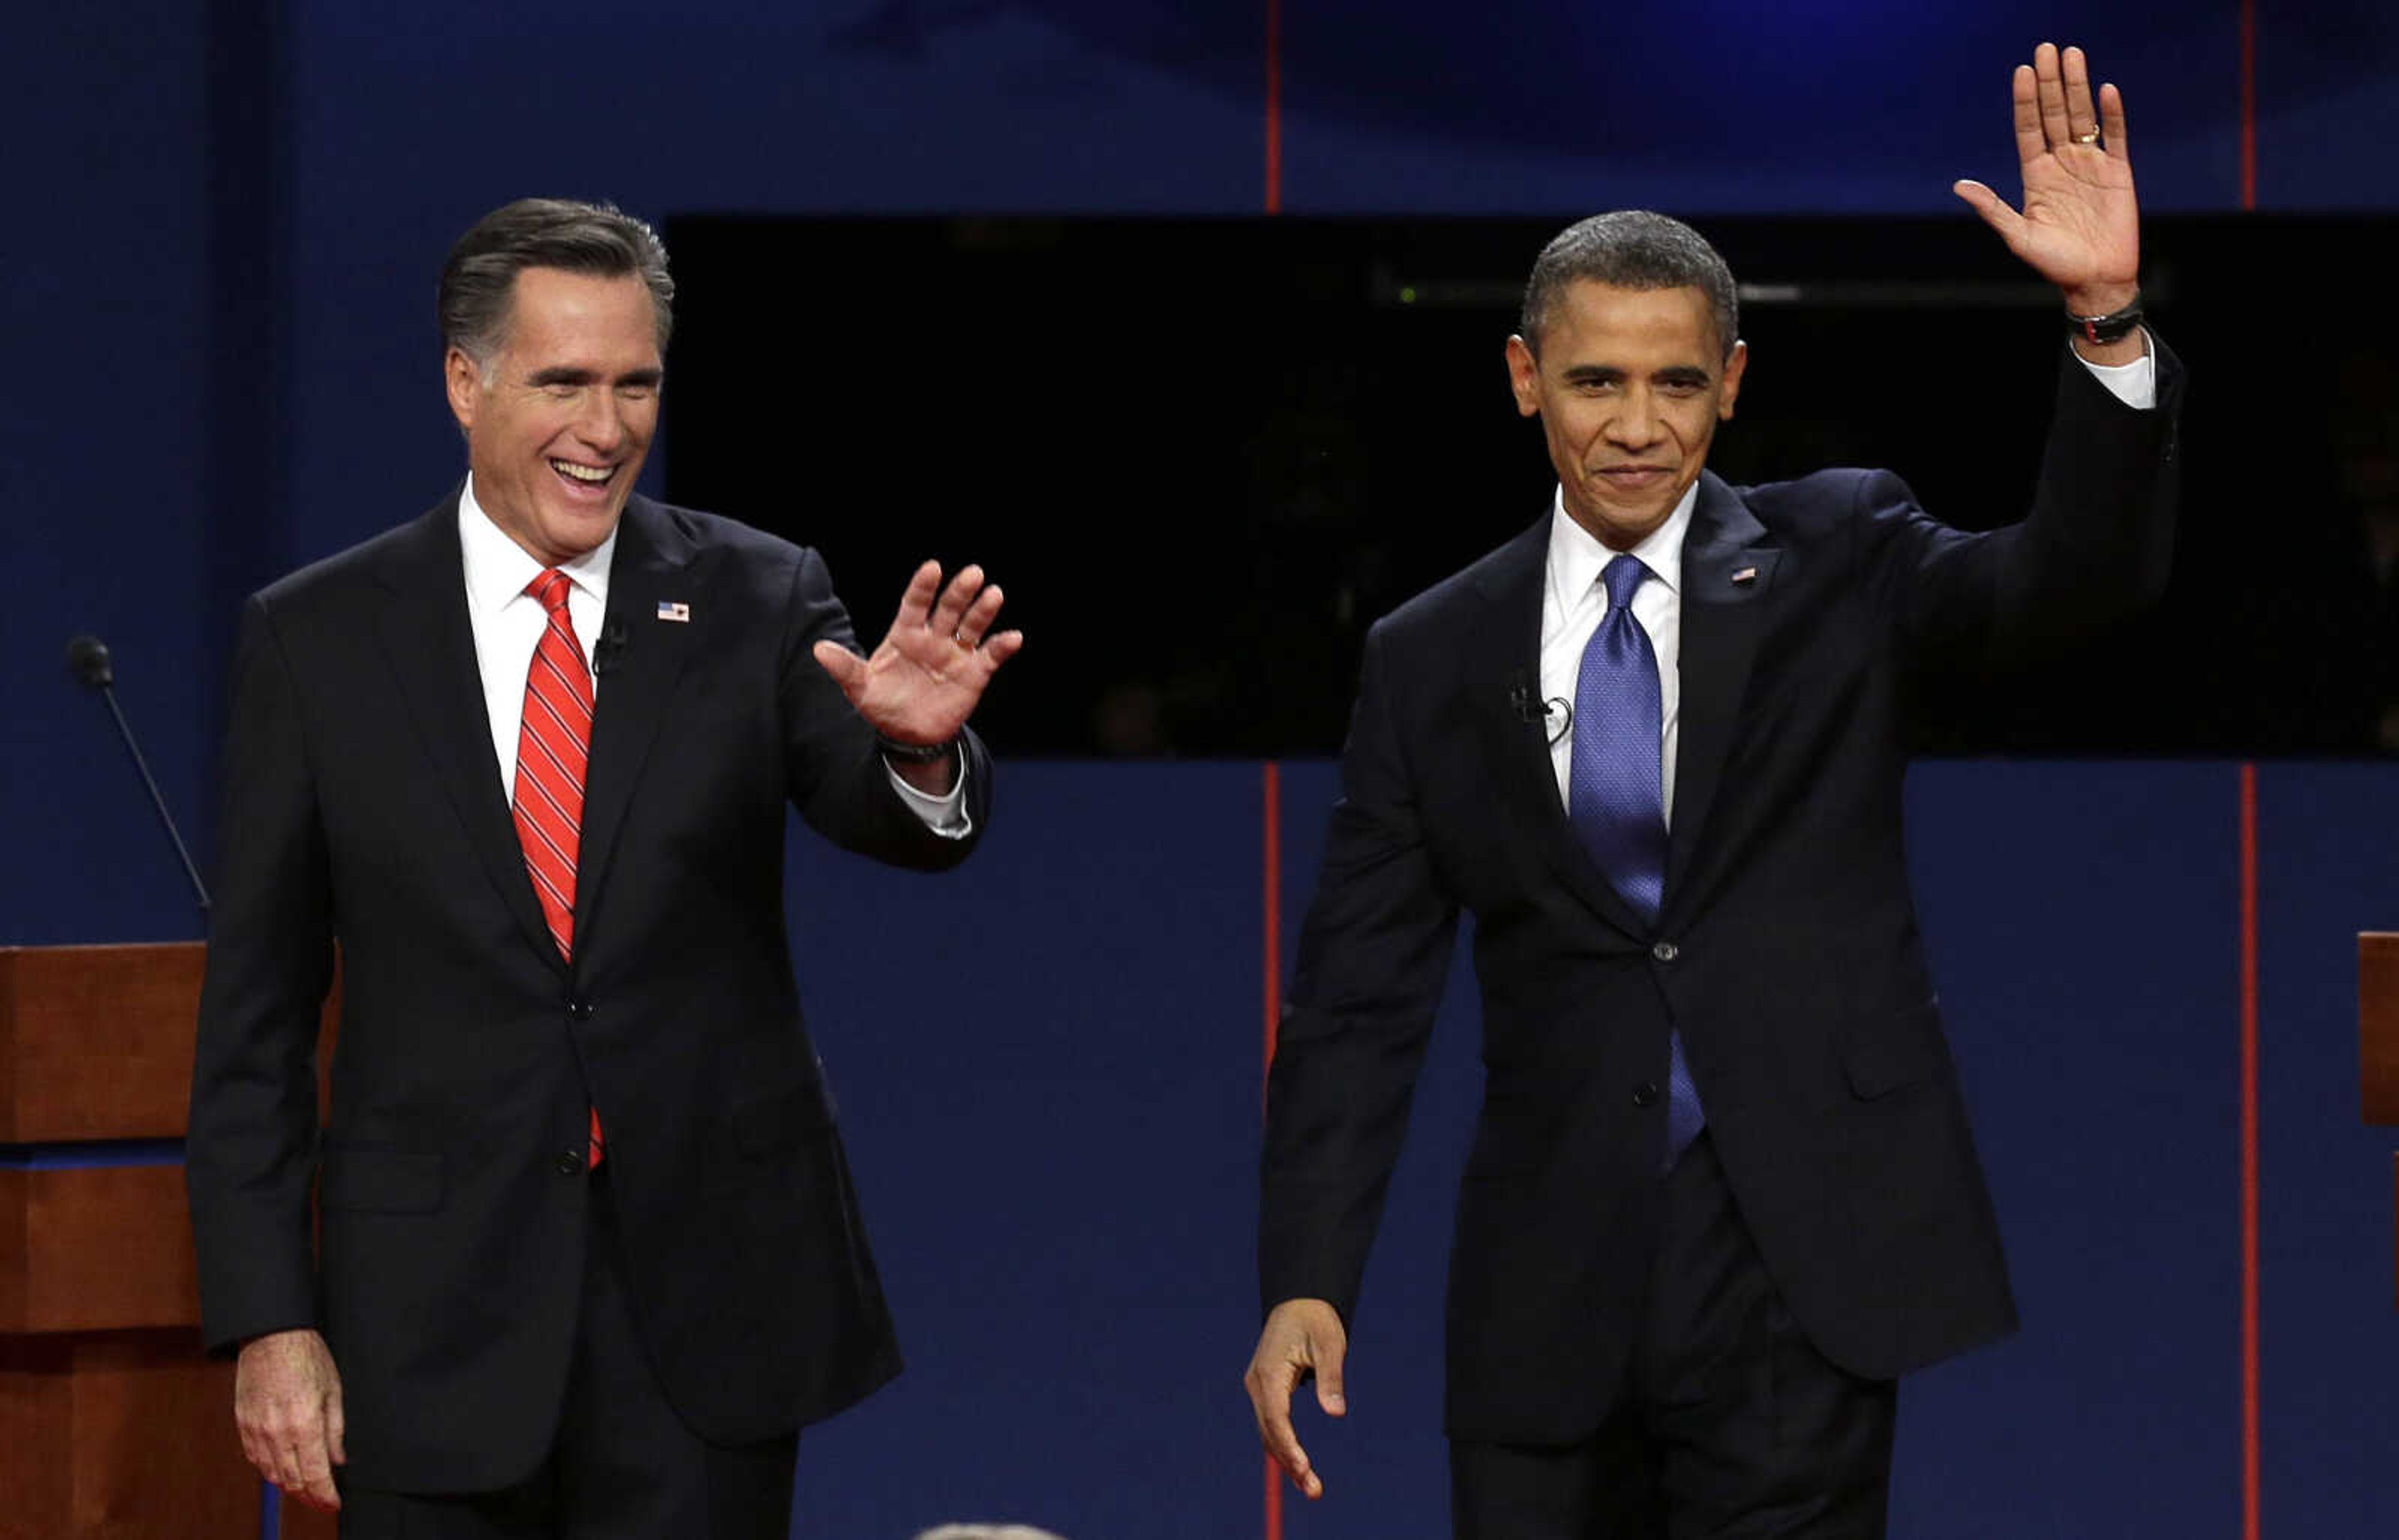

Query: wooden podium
[
  {"left": 2361, "top": 933, "right": 2399, "bottom": 1311},
  {"left": 0, "top": 943, "right": 335, "bottom": 1540}
]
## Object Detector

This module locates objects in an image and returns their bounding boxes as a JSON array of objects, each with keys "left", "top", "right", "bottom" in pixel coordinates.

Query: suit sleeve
[
  {"left": 1873, "top": 334, "right": 2184, "bottom": 665},
  {"left": 775, "top": 546, "right": 990, "bottom": 868},
  {"left": 186, "top": 595, "right": 336, "bottom": 1353},
  {"left": 1259, "top": 620, "right": 1460, "bottom": 1324}
]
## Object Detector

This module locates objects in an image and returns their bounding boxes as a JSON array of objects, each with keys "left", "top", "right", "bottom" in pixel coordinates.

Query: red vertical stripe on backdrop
[
  {"left": 2239, "top": 762, "right": 2262, "bottom": 1540},
  {"left": 2240, "top": 0, "right": 2258, "bottom": 209},
  {"left": 1263, "top": 0, "right": 1283, "bottom": 213},
  {"left": 1262, "top": 759, "right": 1285, "bottom": 1540},
  {"left": 1264, "top": 760, "right": 1284, "bottom": 1079}
]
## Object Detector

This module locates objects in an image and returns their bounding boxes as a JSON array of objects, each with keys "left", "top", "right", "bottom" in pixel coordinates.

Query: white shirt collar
[
  {"left": 458, "top": 474, "right": 617, "bottom": 615},
  {"left": 1544, "top": 476, "right": 1700, "bottom": 615}
]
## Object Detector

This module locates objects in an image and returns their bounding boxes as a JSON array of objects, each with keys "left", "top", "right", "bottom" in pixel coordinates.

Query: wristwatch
[{"left": 2066, "top": 294, "right": 2144, "bottom": 346}]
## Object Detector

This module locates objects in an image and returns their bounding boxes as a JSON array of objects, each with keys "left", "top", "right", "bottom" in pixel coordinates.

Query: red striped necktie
[{"left": 511, "top": 569, "right": 604, "bottom": 1167}]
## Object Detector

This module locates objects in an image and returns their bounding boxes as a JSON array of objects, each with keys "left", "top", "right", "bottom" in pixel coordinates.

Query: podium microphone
[{"left": 66, "top": 634, "right": 211, "bottom": 914}]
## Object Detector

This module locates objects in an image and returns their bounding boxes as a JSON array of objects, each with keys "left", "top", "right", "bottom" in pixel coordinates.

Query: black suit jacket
[
  {"left": 1260, "top": 343, "right": 2183, "bottom": 1444},
  {"left": 187, "top": 492, "right": 990, "bottom": 1491}
]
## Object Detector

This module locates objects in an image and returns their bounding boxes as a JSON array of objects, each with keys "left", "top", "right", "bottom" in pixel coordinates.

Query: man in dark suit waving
[
  {"left": 1244, "top": 44, "right": 2177, "bottom": 1538},
  {"left": 187, "top": 197, "right": 1021, "bottom": 1538}
]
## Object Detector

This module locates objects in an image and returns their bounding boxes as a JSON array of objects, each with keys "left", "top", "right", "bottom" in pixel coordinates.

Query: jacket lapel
[
  {"left": 1665, "top": 472, "right": 1779, "bottom": 910},
  {"left": 1469, "top": 517, "right": 1651, "bottom": 939},
  {"left": 571, "top": 496, "right": 700, "bottom": 956},
  {"left": 369, "top": 493, "right": 565, "bottom": 973}
]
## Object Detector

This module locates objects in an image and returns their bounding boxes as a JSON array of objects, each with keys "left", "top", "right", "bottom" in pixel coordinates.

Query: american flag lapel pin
[
  {"left": 656, "top": 600, "right": 690, "bottom": 622},
  {"left": 1731, "top": 566, "right": 1758, "bottom": 586}
]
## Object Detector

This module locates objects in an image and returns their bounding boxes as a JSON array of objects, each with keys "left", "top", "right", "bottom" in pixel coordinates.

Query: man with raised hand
[
  {"left": 1246, "top": 44, "right": 2172, "bottom": 1539},
  {"left": 189, "top": 197, "right": 1020, "bottom": 1539}
]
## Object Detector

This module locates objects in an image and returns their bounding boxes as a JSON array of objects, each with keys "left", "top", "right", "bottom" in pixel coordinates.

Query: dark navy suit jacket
[
  {"left": 1261, "top": 342, "right": 2183, "bottom": 1444},
  {"left": 188, "top": 492, "right": 990, "bottom": 1489}
]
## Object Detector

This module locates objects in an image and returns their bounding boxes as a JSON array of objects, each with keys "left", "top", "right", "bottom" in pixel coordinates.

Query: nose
[
  {"left": 1606, "top": 387, "right": 1664, "bottom": 450},
  {"left": 574, "top": 389, "right": 625, "bottom": 454}
]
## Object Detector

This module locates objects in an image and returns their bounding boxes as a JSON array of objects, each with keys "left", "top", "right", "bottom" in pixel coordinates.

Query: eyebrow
[
  {"left": 1558, "top": 363, "right": 1714, "bottom": 387},
  {"left": 526, "top": 365, "right": 665, "bottom": 388}
]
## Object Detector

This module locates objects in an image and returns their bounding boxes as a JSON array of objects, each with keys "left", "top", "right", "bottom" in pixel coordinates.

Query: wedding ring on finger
[
  {"left": 953, "top": 632, "right": 977, "bottom": 651},
  {"left": 2075, "top": 128, "right": 2100, "bottom": 146}
]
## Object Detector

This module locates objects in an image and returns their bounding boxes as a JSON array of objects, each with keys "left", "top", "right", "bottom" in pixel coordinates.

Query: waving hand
[
  {"left": 1954, "top": 42, "right": 2140, "bottom": 317},
  {"left": 813, "top": 560, "right": 1023, "bottom": 750}
]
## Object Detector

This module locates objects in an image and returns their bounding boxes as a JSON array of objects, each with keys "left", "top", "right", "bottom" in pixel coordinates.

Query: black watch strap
[
  {"left": 877, "top": 733, "right": 957, "bottom": 765},
  {"left": 2067, "top": 295, "right": 2145, "bottom": 346}
]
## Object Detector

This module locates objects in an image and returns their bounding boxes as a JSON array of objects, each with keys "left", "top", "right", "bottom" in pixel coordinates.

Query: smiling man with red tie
[{"left": 187, "top": 198, "right": 1021, "bottom": 1539}]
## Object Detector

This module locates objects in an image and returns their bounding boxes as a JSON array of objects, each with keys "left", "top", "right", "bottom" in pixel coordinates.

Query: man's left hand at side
[
  {"left": 813, "top": 559, "right": 1025, "bottom": 793},
  {"left": 1244, "top": 1298, "right": 1351, "bottom": 1501},
  {"left": 234, "top": 1327, "right": 346, "bottom": 1513}
]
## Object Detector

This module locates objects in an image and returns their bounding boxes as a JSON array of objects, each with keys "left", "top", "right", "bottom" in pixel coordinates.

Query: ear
[
  {"left": 444, "top": 346, "right": 484, "bottom": 434},
  {"left": 1717, "top": 339, "right": 1749, "bottom": 421},
  {"left": 1504, "top": 335, "right": 1542, "bottom": 419}
]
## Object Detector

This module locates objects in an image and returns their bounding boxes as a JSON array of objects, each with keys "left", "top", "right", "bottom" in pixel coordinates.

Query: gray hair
[
  {"left": 1518, "top": 210, "right": 1738, "bottom": 360},
  {"left": 438, "top": 197, "right": 674, "bottom": 369}
]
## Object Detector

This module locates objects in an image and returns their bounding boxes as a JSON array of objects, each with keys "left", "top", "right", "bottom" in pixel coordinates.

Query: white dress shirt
[
  {"left": 457, "top": 477, "right": 968, "bottom": 833},
  {"left": 1537, "top": 342, "right": 2159, "bottom": 823}
]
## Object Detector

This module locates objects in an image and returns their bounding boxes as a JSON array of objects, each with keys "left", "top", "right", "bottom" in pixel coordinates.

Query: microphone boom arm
[{"left": 66, "top": 635, "right": 212, "bottom": 914}]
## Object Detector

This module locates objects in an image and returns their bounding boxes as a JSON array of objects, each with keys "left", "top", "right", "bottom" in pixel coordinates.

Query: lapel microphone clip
[
  {"left": 1507, "top": 676, "right": 1574, "bottom": 746},
  {"left": 594, "top": 618, "right": 630, "bottom": 676}
]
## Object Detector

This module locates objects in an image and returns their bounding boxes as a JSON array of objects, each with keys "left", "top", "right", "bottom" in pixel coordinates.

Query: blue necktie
[{"left": 1569, "top": 554, "right": 1704, "bottom": 1166}]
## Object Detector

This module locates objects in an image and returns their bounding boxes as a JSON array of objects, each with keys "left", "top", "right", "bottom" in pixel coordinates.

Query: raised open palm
[
  {"left": 813, "top": 560, "right": 1023, "bottom": 747},
  {"left": 1954, "top": 43, "right": 2140, "bottom": 311}
]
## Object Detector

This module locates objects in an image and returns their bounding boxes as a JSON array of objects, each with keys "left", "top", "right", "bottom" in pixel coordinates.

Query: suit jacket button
[
  {"left": 567, "top": 1000, "right": 594, "bottom": 1021},
  {"left": 1651, "top": 941, "right": 1679, "bottom": 963},
  {"left": 1631, "top": 1082, "right": 1661, "bottom": 1108},
  {"left": 557, "top": 1149, "right": 585, "bottom": 1176}
]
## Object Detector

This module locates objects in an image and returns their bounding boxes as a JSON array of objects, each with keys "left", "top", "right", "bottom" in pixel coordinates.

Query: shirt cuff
[
  {"left": 885, "top": 752, "right": 973, "bottom": 839},
  {"left": 2078, "top": 331, "right": 2157, "bottom": 410}
]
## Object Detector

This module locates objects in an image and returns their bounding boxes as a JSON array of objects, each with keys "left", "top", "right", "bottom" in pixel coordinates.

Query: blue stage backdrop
[
  {"left": 13, "top": 1, "right": 2399, "bottom": 1534},
  {"left": 8, "top": 743, "right": 2399, "bottom": 1536},
  {"left": 17, "top": 0, "right": 2399, "bottom": 948},
  {"left": 650, "top": 760, "right": 2399, "bottom": 1537}
]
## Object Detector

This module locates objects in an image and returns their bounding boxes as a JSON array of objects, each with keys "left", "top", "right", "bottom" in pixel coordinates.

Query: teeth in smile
[{"left": 552, "top": 460, "right": 612, "bottom": 483}]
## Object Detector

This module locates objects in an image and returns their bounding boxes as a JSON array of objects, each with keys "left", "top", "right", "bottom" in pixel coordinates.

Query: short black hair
[
  {"left": 1519, "top": 211, "right": 1738, "bottom": 360},
  {"left": 438, "top": 197, "right": 674, "bottom": 368}
]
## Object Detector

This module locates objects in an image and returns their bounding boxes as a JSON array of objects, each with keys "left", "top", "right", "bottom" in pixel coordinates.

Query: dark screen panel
[{"left": 665, "top": 214, "right": 2399, "bottom": 759}]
